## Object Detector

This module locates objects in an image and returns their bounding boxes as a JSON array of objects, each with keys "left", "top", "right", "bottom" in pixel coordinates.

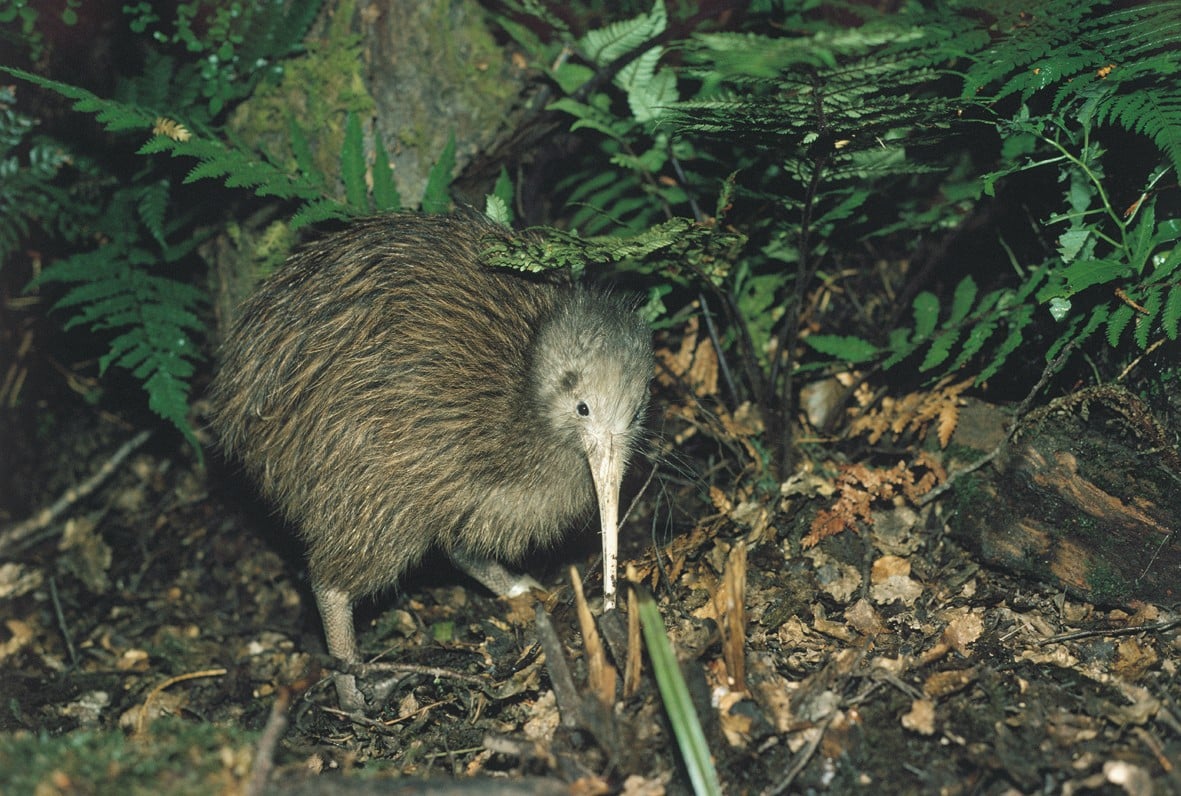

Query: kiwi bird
[{"left": 208, "top": 211, "right": 653, "bottom": 710}]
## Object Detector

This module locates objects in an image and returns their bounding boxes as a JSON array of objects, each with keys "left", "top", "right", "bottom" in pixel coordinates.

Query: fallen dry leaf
[
  {"left": 942, "top": 611, "right": 984, "bottom": 656},
  {"left": 870, "top": 555, "right": 910, "bottom": 583},
  {"left": 923, "top": 668, "right": 977, "bottom": 698},
  {"left": 844, "top": 599, "right": 884, "bottom": 637},
  {"left": 901, "top": 698, "right": 936, "bottom": 735}
]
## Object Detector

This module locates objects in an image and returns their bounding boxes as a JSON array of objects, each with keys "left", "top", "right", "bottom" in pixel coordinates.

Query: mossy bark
[
  {"left": 209, "top": 0, "right": 526, "bottom": 336},
  {"left": 949, "top": 385, "right": 1181, "bottom": 605}
]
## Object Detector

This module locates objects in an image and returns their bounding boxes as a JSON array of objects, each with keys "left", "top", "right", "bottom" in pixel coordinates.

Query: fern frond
[
  {"left": 137, "top": 179, "right": 170, "bottom": 245},
  {"left": 579, "top": 0, "right": 667, "bottom": 69},
  {"left": 1106, "top": 303, "right": 1135, "bottom": 347},
  {"left": 484, "top": 217, "right": 713, "bottom": 277},
  {"left": 340, "top": 111, "right": 367, "bottom": 209},
  {"left": 34, "top": 241, "right": 205, "bottom": 450},
  {"left": 3, "top": 67, "right": 157, "bottom": 132},
  {"left": 235, "top": 0, "right": 321, "bottom": 72},
  {"left": 0, "top": 85, "right": 99, "bottom": 264},
  {"left": 959, "top": 0, "right": 1101, "bottom": 99},
  {"left": 1162, "top": 285, "right": 1181, "bottom": 339},
  {"left": 421, "top": 131, "right": 457, "bottom": 214},
  {"left": 1084, "top": 86, "right": 1181, "bottom": 176},
  {"left": 962, "top": 1, "right": 1181, "bottom": 173}
]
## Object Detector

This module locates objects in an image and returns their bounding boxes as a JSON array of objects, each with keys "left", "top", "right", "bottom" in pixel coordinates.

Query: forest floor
[{"left": 1, "top": 378, "right": 1179, "bottom": 796}]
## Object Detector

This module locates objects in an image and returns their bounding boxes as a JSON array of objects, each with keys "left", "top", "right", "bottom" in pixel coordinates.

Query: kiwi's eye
[{"left": 576, "top": 401, "right": 590, "bottom": 417}]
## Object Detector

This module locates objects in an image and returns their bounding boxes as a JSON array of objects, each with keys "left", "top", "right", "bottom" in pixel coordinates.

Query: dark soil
[{"left": 1, "top": 389, "right": 1180, "bottom": 795}]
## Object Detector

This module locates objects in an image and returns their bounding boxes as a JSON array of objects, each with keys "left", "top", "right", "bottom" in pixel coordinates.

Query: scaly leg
[
  {"left": 450, "top": 549, "right": 543, "bottom": 598},
  {"left": 313, "top": 585, "right": 366, "bottom": 712}
]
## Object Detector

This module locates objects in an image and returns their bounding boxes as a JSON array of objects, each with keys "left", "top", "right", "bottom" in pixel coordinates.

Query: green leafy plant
[
  {"left": 0, "top": 85, "right": 97, "bottom": 265},
  {"left": 801, "top": 1, "right": 1181, "bottom": 373},
  {"left": 0, "top": 1, "right": 331, "bottom": 451},
  {"left": 503, "top": 0, "right": 1180, "bottom": 475},
  {"left": 0, "top": 0, "right": 481, "bottom": 450},
  {"left": 122, "top": 0, "right": 323, "bottom": 118},
  {"left": 0, "top": 0, "right": 81, "bottom": 61},
  {"left": 499, "top": 0, "right": 687, "bottom": 235},
  {"left": 30, "top": 182, "right": 207, "bottom": 450}
]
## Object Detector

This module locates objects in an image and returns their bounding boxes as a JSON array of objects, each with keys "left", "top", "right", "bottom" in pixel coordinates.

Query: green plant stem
[{"left": 1041, "top": 129, "right": 1129, "bottom": 256}]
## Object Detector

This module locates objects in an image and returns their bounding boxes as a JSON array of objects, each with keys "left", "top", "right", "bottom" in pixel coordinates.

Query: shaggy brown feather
[{"left": 208, "top": 211, "right": 652, "bottom": 710}]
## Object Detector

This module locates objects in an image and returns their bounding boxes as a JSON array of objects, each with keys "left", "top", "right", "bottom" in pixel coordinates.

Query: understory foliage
[
  {"left": 499, "top": 0, "right": 1181, "bottom": 476},
  {"left": 3, "top": 0, "right": 1179, "bottom": 468},
  {"left": 2, "top": 1, "right": 326, "bottom": 450}
]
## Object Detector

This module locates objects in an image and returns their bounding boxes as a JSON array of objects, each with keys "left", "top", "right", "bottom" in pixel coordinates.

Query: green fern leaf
[
  {"left": 881, "top": 327, "right": 916, "bottom": 370},
  {"left": 978, "top": 304, "right": 1034, "bottom": 384},
  {"left": 372, "top": 135, "right": 401, "bottom": 211},
  {"left": 919, "top": 329, "right": 960, "bottom": 372},
  {"left": 137, "top": 179, "right": 170, "bottom": 246},
  {"left": 1127, "top": 199, "right": 1157, "bottom": 271},
  {"left": 31, "top": 212, "right": 205, "bottom": 453},
  {"left": 421, "top": 131, "right": 456, "bottom": 214},
  {"left": 235, "top": 0, "right": 322, "bottom": 72},
  {"left": 1162, "top": 285, "right": 1181, "bottom": 339},
  {"left": 1135, "top": 285, "right": 1163, "bottom": 349},
  {"left": 946, "top": 276, "right": 978, "bottom": 327},
  {"left": 288, "top": 115, "right": 325, "bottom": 189},
  {"left": 290, "top": 198, "right": 349, "bottom": 229},
  {"left": 804, "top": 334, "right": 880, "bottom": 363},
  {"left": 912, "top": 291, "right": 940, "bottom": 340},
  {"left": 1062, "top": 258, "right": 1126, "bottom": 294},
  {"left": 949, "top": 317, "right": 997, "bottom": 372},
  {"left": 51, "top": 278, "right": 128, "bottom": 311},
  {"left": 341, "top": 111, "right": 367, "bottom": 210},
  {"left": 3, "top": 67, "right": 156, "bottom": 132},
  {"left": 1106, "top": 303, "right": 1135, "bottom": 347},
  {"left": 144, "top": 368, "right": 197, "bottom": 451},
  {"left": 580, "top": 0, "right": 666, "bottom": 70}
]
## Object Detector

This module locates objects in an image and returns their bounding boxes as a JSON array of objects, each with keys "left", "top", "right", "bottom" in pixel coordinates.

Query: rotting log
[{"left": 949, "top": 385, "right": 1180, "bottom": 605}]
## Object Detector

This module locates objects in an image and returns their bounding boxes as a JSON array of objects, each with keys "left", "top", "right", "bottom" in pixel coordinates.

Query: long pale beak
[{"left": 588, "top": 435, "right": 626, "bottom": 611}]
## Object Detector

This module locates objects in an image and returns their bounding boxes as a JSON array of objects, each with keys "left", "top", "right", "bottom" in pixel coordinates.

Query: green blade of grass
[{"left": 636, "top": 585, "right": 722, "bottom": 796}]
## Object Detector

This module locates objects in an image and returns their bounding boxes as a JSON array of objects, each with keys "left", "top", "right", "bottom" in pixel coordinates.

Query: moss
[
  {"left": 226, "top": 219, "right": 297, "bottom": 281},
  {"left": 1085, "top": 558, "right": 1132, "bottom": 605},
  {"left": 0, "top": 719, "right": 258, "bottom": 794},
  {"left": 227, "top": 0, "right": 375, "bottom": 197}
]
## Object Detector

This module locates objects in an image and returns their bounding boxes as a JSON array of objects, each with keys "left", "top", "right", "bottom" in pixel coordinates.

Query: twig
[
  {"left": 1117, "top": 337, "right": 1166, "bottom": 382},
  {"left": 534, "top": 604, "right": 581, "bottom": 728},
  {"left": 0, "top": 430, "right": 151, "bottom": 556},
  {"left": 698, "top": 292, "right": 740, "bottom": 409},
  {"left": 48, "top": 576, "right": 77, "bottom": 667},
  {"left": 339, "top": 659, "right": 493, "bottom": 691},
  {"left": 762, "top": 712, "right": 837, "bottom": 796},
  {"left": 135, "top": 668, "right": 227, "bottom": 738},
  {"left": 1038, "top": 617, "right": 1181, "bottom": 645},
  {"left": 244, "top": 686, "right": 291, "bottom": 796}
]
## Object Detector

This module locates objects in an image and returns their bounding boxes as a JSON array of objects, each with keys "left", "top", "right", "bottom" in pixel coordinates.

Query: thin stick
[
  {"left": 1039, "top": 617, "right": 1181, "bottom": 645},
  {"left": 48, "top": 576, "right": 78, "bottom": 667},
  {"left": 135, "top": 668, "right": 227, "bottom": 738},
  {"left": 244, "top": 687, "right": 291, "bottom": 796},
  {"left": 0, "top": 430, "right": 151, "bottom": 555},
  {"left": 762, "top": 712, "right": 837, "bottom": 796}
]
